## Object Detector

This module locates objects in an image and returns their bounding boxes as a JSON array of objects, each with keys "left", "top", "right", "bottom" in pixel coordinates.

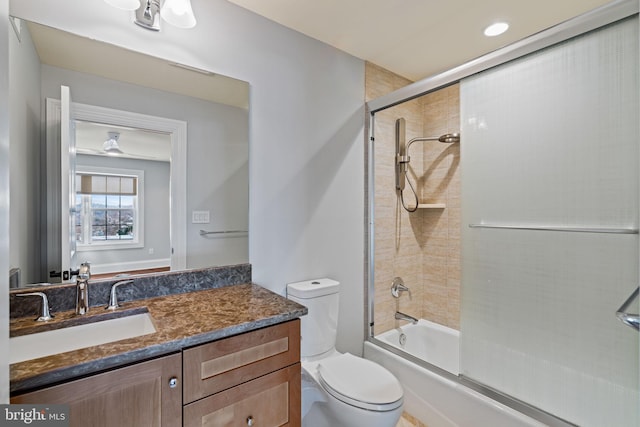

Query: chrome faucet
[
  {"left": 106, "top": 280, "right": 134, "bottom": 310},
  {"left": 17, "top": 292, "right": 54, "bottom": 321},
  {"left": 75, "top": 262, "right": 91, "bottom": 315},
  {"left": 395, "top": 311, "right": 418, "bottom": 325}
]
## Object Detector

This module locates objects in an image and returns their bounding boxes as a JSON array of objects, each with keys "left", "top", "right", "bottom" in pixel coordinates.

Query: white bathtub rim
[{"left": 380, "top": 318, "right": 460, "bottom": 336}]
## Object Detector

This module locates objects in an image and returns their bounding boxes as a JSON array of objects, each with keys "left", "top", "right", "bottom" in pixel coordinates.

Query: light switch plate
[{"left": 192, "top": 210, "right": 210, "bottom": 224}]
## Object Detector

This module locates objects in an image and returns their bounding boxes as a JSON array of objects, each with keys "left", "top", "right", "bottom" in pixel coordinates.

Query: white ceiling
[{"left": 226, "top": 0, "right": 615, "bottom": 81}]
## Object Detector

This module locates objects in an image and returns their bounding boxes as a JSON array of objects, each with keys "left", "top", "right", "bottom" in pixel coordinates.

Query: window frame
[{"left": 75, "top": 166, "right": 145, "bottom": 251}]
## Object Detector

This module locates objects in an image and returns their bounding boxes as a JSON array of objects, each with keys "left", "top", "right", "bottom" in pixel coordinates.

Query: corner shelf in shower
[{"left": 416, "top": 203, "right": 446, "bottom": 209}]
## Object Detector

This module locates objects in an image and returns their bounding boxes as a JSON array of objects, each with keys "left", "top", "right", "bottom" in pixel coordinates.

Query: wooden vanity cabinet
[
  {"left": 11, "top": 319, "right": 302, "bottom": 427},
  {"left": 11, "top": 352, "right": 182, "bottom": 427},
  {"left": 183, "top": 319, "right": 301, "bottom": 427}
]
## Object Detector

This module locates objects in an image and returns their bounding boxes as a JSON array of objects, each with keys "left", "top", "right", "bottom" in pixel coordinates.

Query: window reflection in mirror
[{"left": 9, "top": 18, "right": 249, "bottom": 287}]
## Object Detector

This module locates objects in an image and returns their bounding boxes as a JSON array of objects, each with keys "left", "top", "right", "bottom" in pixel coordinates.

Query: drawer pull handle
[
  {"left": 168, "top": 377, "right": 179, "bottom": 388},
  {"left": 246, "top": 415, "right": 254, "bottom": 426}
]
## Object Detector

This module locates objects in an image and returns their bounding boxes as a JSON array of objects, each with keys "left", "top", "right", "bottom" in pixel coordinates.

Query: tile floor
[{"left": 396, "top": 412, "right": 428, "bottom": 427}]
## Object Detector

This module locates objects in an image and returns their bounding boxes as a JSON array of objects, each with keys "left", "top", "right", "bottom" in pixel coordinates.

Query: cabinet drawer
[
  {"left": 183, "top": 320, "right": 300, "bottom": 403},
  {"left": 184, "top": 363, "right": 301, "bottom": 427}
]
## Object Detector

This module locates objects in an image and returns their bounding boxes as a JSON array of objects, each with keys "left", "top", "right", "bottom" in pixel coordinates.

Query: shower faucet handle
[{"left": 391, "top": 277, "right": 411, "bottom": 298}]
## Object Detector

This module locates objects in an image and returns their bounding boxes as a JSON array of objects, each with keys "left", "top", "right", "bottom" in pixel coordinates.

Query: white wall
[
  {"left": 9, "top": 17, "right": 41, "bottom": 286},
  {"left": 10, "top": 0, "right": 366, "bottom": 355},
  {"left": 1, "top": 0, "right": 10, "bottom": 403}
]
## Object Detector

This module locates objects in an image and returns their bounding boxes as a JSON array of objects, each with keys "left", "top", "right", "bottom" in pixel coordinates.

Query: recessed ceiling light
[{"left": 484, "top": 22, "right": 509, "bottom": 37}]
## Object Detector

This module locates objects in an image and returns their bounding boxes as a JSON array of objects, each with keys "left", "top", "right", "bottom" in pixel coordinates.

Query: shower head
[{"left": 438, "top": 133, "right": 460, "bottom": 143}]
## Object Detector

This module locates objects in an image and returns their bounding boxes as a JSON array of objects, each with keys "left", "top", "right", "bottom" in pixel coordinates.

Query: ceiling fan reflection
[
  {"left": 77, "top": 131, "right": 161, "bottom": 160},
  {"left": 103, "top": 131, "right": 124, "bottom": 154}
]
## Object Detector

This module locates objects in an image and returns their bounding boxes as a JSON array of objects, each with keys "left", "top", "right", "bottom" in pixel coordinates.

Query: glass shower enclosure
[{"left": 365, "top": 2, "right": 640, "bottom": 426}]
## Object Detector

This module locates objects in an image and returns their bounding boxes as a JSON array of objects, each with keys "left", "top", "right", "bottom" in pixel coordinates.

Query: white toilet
[{"left": 287, "top": 278, "right": 404, "bottom": 427}]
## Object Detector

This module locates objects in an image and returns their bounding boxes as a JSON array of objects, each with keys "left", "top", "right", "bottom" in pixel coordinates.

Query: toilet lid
[{"left": 317, "top": 353, "right": 403, "bottom": 411}]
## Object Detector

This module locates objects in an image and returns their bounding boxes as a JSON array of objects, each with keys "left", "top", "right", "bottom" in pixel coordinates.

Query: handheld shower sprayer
[
  {"left": 394, "top": 118, "right": 460, "bottom": 212},
  {"left": 395, "top": 118, "right": 409, "bottom": 192}
]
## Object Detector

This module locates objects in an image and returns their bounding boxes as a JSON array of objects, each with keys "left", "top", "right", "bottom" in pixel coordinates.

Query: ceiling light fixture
[
  {"left": 484, "top": 22, "right": 509, "bottom": 37},
  {"left": 161, "top": 0, "right": 197, "bottom": 29},
  {"left": 105, "top": 0, "right": 196, "bottom": 31},
  {"left": 104, "top": 0, "right": 140, "bottom": 10}
]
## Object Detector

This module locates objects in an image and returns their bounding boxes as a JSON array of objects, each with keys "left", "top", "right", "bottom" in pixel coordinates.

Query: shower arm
[
  {"left": 396, "top": 121, "right": 445, "bottom": 188},
  {"left": 406, "top": 136, "right": 442, "bottom": 150},
  {"left": 398, "top": 134, "right": 461, "bottom": 170},
  {"left": 396, "top": 137, "right": 446, "bottom": 168},
  {"left": 406, "top": 133, "right": 460, "bottom": 150},
  {"left": 396, "top": 135, "right": 459, "bottom": 182}
]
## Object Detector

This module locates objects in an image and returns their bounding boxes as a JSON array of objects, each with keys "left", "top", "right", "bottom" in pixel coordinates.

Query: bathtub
[
  {"left": 376, "top": 319, "right": 460, "bottom": 375},
  {"left": 364, "top": 319, "right": 547, "bottom": 427}
]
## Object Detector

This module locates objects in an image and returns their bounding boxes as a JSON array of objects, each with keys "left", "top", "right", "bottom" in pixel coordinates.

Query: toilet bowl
[
  {"left": 303, "top": 351, "right": 403, "bottom": 427},
  {"left": 287, "top": 278, "right": 404, "bottom": 427}
]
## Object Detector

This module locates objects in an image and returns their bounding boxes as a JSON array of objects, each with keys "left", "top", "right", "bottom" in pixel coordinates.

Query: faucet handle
[
  {"left": 391, "top": 277, "right": 411, "bottom": 298},
  {"left": 106, "top": 280, "right": 134, "bottom": 310},
  {"left": 17, "top": 292, "right": 54, "bottom": 321},
  {"left": 78, "top": 262, "right": 91, "bottom": 279}
]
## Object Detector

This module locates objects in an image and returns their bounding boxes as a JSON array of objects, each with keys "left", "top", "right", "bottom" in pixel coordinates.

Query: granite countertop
[{"left": 10, "top": 283, "right": 308, "bottom": 394}]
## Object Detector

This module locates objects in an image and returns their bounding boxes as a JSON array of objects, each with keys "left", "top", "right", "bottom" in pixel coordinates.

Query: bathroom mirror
[{"left": 9, "top": 18, "right": 250, "bottom": 287}]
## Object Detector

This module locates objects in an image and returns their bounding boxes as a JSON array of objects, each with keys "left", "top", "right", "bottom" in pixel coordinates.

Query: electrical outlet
[{"left": 192, "top": 210, "right": 210, "bottom": 224}]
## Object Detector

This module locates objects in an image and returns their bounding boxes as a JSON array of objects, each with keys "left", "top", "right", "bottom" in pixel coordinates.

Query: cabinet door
[
  {"left": 184, "top": 363, "right": 301, "bottom": 427},
  {"left": 11, "top": 353, "right": 182, "bottom": 427}
]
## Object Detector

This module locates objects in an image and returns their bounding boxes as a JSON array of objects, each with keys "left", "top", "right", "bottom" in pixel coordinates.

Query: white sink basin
[{"left": 10, "top": 313, "right": 156, "bottom": 364}]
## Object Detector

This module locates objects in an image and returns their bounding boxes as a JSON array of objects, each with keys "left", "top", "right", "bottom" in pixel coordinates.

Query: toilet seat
[{"left": 317, "top": 353, "right": 403, "bottom": 412}]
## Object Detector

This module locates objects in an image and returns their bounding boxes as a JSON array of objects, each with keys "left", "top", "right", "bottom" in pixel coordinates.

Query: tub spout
[{"left": 395, "top": 311, "right": 418, "bottom": 324}]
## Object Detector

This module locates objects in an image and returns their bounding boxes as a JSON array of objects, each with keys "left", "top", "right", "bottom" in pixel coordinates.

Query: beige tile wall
[
  {"left": 420, "top": 84, "right": 461, "bottom": 329},
  {"left": 366, "top": 62, "right": 461, "bottom": 333}
]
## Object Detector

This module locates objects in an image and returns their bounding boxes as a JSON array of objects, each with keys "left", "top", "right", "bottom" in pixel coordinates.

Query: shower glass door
[{"left": 460, "top": 15, "right": 639, "bottom": 426}]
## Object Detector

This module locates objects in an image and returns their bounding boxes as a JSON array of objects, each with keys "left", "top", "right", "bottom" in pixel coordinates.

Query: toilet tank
[{"left": 287, "top": 278, "right": 340, "bottom": 358}]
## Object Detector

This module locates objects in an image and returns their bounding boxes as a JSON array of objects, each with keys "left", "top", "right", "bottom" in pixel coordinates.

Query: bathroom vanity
[{"left": 9, "top": 282, "right": 306, "bottom": 427}]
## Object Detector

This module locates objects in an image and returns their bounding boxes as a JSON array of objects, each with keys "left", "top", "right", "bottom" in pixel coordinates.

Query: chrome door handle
[{"left": 616, "top": 287, "right": 639, "bottom": 331}]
